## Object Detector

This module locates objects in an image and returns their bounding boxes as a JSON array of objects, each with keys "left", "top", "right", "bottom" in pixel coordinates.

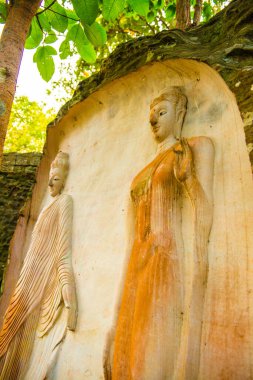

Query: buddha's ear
[
  {"left": 174, "top": 94, "right": 187, "bottom": 140},
  {"left": 174, "top": 108, "right": 186, "bottom": 140},
  {"left": 60, "top": 179, "right": 66, "bottom": 193}
]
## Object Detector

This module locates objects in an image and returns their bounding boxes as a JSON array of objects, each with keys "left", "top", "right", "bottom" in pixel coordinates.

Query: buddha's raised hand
[{"left": 173, "top": 138, "right": 195, "bottom": 183}]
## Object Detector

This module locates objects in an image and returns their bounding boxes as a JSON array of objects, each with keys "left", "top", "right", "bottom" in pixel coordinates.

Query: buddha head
[
  {"left": 48, "top": 152, "right": 69, "bottom": 197},
  {"left": 149, "top": 86, "right": 187, "bottom": 142}
]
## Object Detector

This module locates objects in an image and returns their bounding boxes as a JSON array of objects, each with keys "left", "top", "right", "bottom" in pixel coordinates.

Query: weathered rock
[
  {"left": 1, "top": 58, "right": 252, "bottom": 379},
  {"left": 0, "top": 153, "right": 41, "bottom": 290},
  {"left": 0, "top": 0, "right": 252, "bottom": 377}
]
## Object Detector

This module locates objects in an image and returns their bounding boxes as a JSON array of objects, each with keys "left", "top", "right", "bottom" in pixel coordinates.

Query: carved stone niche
[{"left": 0, "top": 59, "right": 252, "bottom": 379}]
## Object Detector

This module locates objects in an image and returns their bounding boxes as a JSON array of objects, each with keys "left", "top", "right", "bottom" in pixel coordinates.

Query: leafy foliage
[
  {"left": 0, "top": 1, "right": 7, "bottom": 24},
  {"left": 33, "top": 46, "right": 57, "bottom": 81},
  {"left": 202, "top": 3, "right": 211, "bottom": 21},
  {"left": 128, "top": 0, "right": 149, "bottom": 17},
  {"left": 25, "top": 17, "right": 43, "bottom": 49},
  {"left": 4, "top": 97, "right": 55, "bottom": 153},
  {"left": 44, "top": 0, "right": 68, "bottom": 32},
  {"left": 83, "top": 22, "right": 107, "bottom": 47},
  {"left": 72, "top": 0, "right": 99, "bottom": 25},
  {"left": 26, "top": 0, "right": 230, "bottom": 82},
  {"left": 103, "top": 0, "right": 126, "bottom": 21}
]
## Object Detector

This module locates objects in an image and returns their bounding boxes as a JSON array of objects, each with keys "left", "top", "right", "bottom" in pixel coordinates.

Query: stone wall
[{"left": 0, "top": 153, "right": 41, "bottom": 291}]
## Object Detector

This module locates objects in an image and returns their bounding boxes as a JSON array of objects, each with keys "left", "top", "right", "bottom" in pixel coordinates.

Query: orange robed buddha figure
[{"left": 111, "top": 87, "right": 214, "bottom": 380}]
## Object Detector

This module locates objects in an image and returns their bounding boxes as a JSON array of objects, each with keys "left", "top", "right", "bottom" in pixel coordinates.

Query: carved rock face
[
  {"left": 1, "top": 59, "right": 253, "bottom": 379},
  {"left": 149, "top": 100, "right": 176, "bottom": 142},
  {"left": 48, "top": 167, "right": 65, "bottom": 197}
]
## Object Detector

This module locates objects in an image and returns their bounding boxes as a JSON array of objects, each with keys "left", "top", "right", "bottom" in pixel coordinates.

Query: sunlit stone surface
[{"left": 1, "top": 59, "right": 252, "bottom": 379}]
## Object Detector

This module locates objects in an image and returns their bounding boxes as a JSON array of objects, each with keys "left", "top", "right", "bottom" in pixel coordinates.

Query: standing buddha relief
[
  {"left": 111, "top": 87, "right": 215, "bottom": 380},
  {"left": 0, "top": 152, "right": 77, "bottom": 380}
]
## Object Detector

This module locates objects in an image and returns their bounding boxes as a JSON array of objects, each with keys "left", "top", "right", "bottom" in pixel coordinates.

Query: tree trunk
[
  {"left": 193, "top": 0, "right": 203, "bottom": 25},
  {"left": 176, "top": 0, "right": 191, "bottom": 29},
  {"left": 0, "top": 0, "right": 42, "bottom": 166}
]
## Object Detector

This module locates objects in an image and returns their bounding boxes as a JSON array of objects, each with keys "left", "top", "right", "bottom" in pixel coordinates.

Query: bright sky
[
  {"left": 0, "top": 24, "right": 60, "bottom": 111},
  {"left": 0, "top": 24, "right": 73, "bottom": 112},
  {"left": 16, "top": 49, "right": 51, "bottom": 104}
]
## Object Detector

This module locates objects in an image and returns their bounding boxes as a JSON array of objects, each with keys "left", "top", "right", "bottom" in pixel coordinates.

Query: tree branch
[
  {"left": 107, "top": 20, "right": 143, "bottom": 37},
  {"left": 36, "top": 0, "right": 57, "bottom": 15},
  {"left": 140, "top": 16, "right": 156, "bottom": 34},
  {"left": 42, "top": 8, "right": 79, "bottom": 22},
  {"left": 36, "top": 14, "right": 43, "bottom": 32},
  {"left": 158, "top": 10, "right": 169, "bottom": 30}
]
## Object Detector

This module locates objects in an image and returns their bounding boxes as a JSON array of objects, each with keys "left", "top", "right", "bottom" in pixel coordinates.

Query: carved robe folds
[
  {"left": 112, "top": 136, "right": 214, "bottom": 380},
  {"left": 0, "top": 194, "right": 74, "bottom": 379}
]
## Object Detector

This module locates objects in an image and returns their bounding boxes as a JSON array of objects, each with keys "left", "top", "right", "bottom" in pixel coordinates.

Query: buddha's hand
[
  {"left": 173, "top": 138, "right": 194, "bottom": 182},
  {"left": 62, "top": 283, "right": 78, "bottom": 331}
]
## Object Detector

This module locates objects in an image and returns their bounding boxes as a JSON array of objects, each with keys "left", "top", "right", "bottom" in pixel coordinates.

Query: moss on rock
[{"left": 0, "top": 153, "right": 41, "bottom": 289}]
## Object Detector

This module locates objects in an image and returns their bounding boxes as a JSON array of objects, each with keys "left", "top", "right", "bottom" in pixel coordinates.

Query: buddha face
[
  {"left": 150, "top": 100, "right": 176, "bottom": 142},
  {"left": 48, "top": 167, "right": 65, "bottom": 197}
]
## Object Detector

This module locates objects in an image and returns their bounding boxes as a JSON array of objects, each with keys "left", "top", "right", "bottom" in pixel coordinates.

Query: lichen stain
[
  {"left": 0, "top": 67, "right": 8, "bottom": 83},
  {"left": 0, "top": 100, "right": 6, "bottom": 116}
]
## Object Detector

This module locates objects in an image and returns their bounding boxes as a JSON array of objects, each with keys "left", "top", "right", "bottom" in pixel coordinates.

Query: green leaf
[
  {"left": 77, "top": 43, "right": 97, "bottom": 63},
  {"left": 0, "top": 2, "right": 7, "bottom": 24},
  {"left": 44, "top": 45, "right": 57, "bottom": 56},
  {"left": 33, "top": 45, "right": 57, "bottom": 63},
  {"left": 37, "top": 57, "right": 55, "bottom": 83},
  {"left": 44, "top": 31, "right": 57, "bottom": 44},
  {"left": 25, "top": 18, "right": 43, "bottom": 49},
  {"left": 146, "top": 10, "right": 155, "bottom": 22},
  {"left": 165, "top": 4, "right": 176, "bottom": 21},
  {"left": 203, "top": 2, "right": 213, "bottom": 21},
  {"left": 67, "top": 24, "right": 89, "bottom": 44},
  {"left": 65, "top": 8, "right": 79, "bottom": 25},
  {"left": 156, "top": 0, "right": 164, "bottom": 9},
  {"left": 59, "top": 39, "right": 71, "bottom": 59},
  {"left": 71, "top": 0, "right": 99, "bottom": 25},
  {"left": 33, "top": 48, "right": 41, "bottom": 63},
  {"left": 66, "top": 24, "right": 95, "bottom": 62},
  {"left": 35, "top": 46, "right": 55, "bottom": 81},
  {"left": 37, "top": 12, "right": 51, "bottom": 32},
  {"left": 83, "top": 22, "right": 107, "bottom": 47},
  {"left": 102, "top": 0, "right": 126, "bottom": 21},
  {"left": 128, "top": 0, "right": 149, "bottom": 17},
  {"left": 45, "top": 0, "right": 68, "bottom": 33},
  {"left": 132, "top": 13, "right": 140, "bottom": 21}
]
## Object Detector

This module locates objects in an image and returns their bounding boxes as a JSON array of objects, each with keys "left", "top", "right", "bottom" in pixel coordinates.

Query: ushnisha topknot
[
  {"left": 150, "top": 86, "right": 187, "bottom": 110},
  {"left": 50, "top": 151, "right": 69, "bottom": 179}
]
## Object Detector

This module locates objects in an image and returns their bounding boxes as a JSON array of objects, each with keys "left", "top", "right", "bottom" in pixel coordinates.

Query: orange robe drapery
[{"left": 113, "top": 146, "right": 185, "bottom": 380}]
